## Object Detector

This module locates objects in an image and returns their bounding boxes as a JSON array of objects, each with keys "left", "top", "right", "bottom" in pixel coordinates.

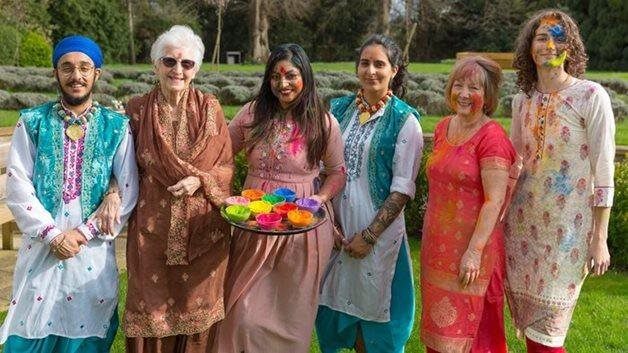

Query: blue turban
[{"left": 52, "top": 35, "right": 104, "bottom": 68}]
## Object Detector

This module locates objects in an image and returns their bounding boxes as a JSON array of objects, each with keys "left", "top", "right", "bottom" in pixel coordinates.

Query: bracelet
[{"left": 361, "top": 227, "right": 377, "bottom": 245}]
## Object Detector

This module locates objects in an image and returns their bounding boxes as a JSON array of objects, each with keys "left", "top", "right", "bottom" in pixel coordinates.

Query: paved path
[{"left": 0, "top": 231, "right": 127, "bottom": 311}]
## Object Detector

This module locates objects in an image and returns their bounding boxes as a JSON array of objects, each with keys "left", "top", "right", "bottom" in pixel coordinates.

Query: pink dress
[
  {"left": 421, "top": 117, "right": 515, "bottom": 353},
  {"left": 212, "top": 103, "right": 346, "bottom": 353}
]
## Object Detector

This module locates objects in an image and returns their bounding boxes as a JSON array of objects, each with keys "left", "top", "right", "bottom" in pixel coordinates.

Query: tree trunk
[
  {"left": 249, "top": 0, "right": 269, "bottom": 63},
  {"left": 127, "top": 0, "right": 136, "bottom": 64},
  {"left": 211, "top": 5, "right": 223, "bottom": 65},
  {"left": 378, "top": 0, "right": 391, "bottom": 35}
]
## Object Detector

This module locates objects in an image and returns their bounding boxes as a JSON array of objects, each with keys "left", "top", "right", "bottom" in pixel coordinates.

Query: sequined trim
[{"left": 124, "top": 297, "right": 225, "bottom": 337}]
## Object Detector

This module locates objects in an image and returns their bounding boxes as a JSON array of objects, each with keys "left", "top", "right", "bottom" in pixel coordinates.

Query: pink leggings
[{"left": 525, "top": 338, "right": 566, "bottom": 353}]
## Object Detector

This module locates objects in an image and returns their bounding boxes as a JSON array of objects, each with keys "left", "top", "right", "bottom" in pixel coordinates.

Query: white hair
[{"left": 150, "top": 25, "right": 204, "bottom": 69}]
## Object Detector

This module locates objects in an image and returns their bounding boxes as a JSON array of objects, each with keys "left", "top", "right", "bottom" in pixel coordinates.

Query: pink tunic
[
  {"left": 421, "top": 117, "right": 515, "bottom": 353},
  {"left": 212, "top": 103, "right": 346, "bottom": 353}
]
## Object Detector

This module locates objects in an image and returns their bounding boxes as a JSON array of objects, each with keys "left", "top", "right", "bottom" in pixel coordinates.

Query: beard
[{"left": 56, "top": 77, "right": 94, "bottom": 107}]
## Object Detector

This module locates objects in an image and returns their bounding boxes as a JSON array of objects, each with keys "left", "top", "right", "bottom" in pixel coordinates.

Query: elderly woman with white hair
[{"left": 121, "top": 25, "right": 234, "bottom": 353}]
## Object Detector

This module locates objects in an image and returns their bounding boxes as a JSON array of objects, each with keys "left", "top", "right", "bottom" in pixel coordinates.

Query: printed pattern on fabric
[{"left": 505, "top": 80, "right": 615, "bottom": 346}]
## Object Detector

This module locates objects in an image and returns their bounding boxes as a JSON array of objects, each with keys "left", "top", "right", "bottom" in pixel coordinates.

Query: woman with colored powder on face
[
  {"left": 211, "top": 43, "right": 346, "bottom": 353},
  {"left": 315, "top": 34, "right": 423, "bottom": 353},
  {"left": 504, "top": 10, "right": 615, "bottom": 353},
  {"left": 420, "top": 56, "right": 516, "bottom": 353}
]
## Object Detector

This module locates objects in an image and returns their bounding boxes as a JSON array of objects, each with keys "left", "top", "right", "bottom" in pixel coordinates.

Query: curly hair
[{"left": 513, "top": 9, "right": 588, "bottom": 95}]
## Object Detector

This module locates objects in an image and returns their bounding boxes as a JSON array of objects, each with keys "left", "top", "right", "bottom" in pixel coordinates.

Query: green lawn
[{"left": 2, "top": 238, "right": 624, "bottom": 352}]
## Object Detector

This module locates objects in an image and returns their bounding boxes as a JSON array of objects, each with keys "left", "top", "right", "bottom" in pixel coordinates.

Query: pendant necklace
[
  {"left": 356, "top": 89, "right": 392, "bottom": 125},
  {"left": 54, "top": 100, "right": 98, "bottom": 141}
]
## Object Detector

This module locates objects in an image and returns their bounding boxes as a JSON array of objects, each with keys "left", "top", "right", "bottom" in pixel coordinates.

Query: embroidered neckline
[{"left": 54, "top": 100, "right": 99, "bottom": 126}]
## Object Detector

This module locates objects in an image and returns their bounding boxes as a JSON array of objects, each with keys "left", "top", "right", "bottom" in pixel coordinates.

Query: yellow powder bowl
[
  {"left": 248, "top": 200, "right": 273, "bottom": 216},
  {"left": 287, "top": 209, "right": 314, "bottom": 228}
]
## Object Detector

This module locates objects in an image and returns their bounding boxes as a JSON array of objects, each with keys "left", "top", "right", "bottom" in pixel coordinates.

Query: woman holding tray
[
  {"left": 212, "top": 43, "right": 346, "bottom": 353},
  {"left": 315, "top": 34, "right": 423, "bottom": 353}
]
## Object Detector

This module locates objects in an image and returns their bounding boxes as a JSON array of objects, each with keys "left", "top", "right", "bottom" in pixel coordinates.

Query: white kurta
[
  {"left": 0, "top": 117, "right": 138, "bottom": 343},
  {"left": 318, "top": 107, "right": 423, "bottom": 322}
]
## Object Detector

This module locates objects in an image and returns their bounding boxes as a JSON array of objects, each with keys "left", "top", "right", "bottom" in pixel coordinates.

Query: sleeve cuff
[
  {"left": 390, "top": 176, "right": 417, "bottom": 199},
  {"left": 77, "top": 220, "right": 101, "bottom": 241},
  {"left": 593, "top": 187, "right": 614, "bottom": 207},
  {"left": 40, "top": 225, "right": 62, "bottom": 244}
]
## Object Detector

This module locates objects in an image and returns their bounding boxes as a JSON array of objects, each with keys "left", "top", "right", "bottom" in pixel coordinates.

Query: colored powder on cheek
[
  {"left": 451, "top": 91, "right": 460, "bottom": 110},
  {"left": 470, "top": 93, "right": 484, "bottom": 113},
  {"left": 546, "top": 39, "right": 556, "bottom": 50},
  {"left": 294, "top": 78, "right": 303, "bottom": 91},
  {"left": 546, "top": 51, "right": 568, "bottom": 68}
]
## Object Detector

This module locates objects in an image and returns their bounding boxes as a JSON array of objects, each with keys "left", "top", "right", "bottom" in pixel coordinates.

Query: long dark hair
[
  {"left": 356, "top": 34, "right": 408, "bottom": 98},
  {"left": 247, "top": 43, "right": 328, "bottom": 169},
  {"left": 513, "top": 9, "right": 588, "bottom": 95}
]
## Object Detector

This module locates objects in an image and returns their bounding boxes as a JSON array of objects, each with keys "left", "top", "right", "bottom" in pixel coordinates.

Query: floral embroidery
[
  {"left": 62, "top": 122, "right": 86, "bottom": 203},
  {"left": 40, "top": 225, "right": 55, "bottom": 240},
  {"left": 124, "top": 297, "right": 225, "bottom": 337},
  {"left": 344, "top": 116, "right": 377, "bottom": 181},
  {"left": 430, "top": 296, "right": 457, "bottom": 328}
]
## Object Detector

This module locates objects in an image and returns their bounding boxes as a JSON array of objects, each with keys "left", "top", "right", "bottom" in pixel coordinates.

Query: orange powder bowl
[
  {"left": 287, "top": 210, "right": 314, "bottom": 228},
  {"left": 241, "top": 189, "right": 265, "bottom": 201}
]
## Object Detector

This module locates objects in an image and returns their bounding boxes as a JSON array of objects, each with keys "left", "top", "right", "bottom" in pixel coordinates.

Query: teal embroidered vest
[
  {"left": 20, "top": 101, "right": 128, "bottom": 220},
  {"left": 331, "top": 95, "right": 420, "bottom": 208}
]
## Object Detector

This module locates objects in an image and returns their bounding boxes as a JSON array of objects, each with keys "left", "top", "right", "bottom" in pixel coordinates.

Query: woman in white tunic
[
  {"left": 505, "top": 10, "right": 615, "bottom": 353},
  {"left": 316, "top": 34, "right": 423, "bottom": 353}
]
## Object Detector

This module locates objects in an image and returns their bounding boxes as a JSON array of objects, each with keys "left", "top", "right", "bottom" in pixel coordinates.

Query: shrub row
[
  {"left": 0, "top": 26, "right": 51, "bottom": 68},
  {"left": 0, "top": 65, "right": 626, "bottom": 120}
]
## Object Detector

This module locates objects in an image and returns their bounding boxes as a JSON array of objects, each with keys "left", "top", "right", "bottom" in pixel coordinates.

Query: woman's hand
[
  {"left": 343, "top": 231, "right": 371, "bottom": 259},
  {"left": 167, "top": 176, "right": 201, "bottom": 197},
  {"left": 459, "top": 247, "right": 482, "bottom": 287},
  {"left": 332, "top": 223, "right": 348, "bottom": 250},
  {"left": 95, "top": 192, "right": 121, "bottom": 235},
  {"left": 587, "top": 238, "right": 610, "bottom": 276}
]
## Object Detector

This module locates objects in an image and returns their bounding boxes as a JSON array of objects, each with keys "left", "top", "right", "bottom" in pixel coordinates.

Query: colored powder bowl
[
  {"left": 241, "top": 189, "right": 265, "bottom": 201},
  {"left": 273, "top": 187, "right": 296, "bottom": 202},
  {"left": 287, "top": 210, "right": 314, "bottom": 228},
  {"left": 225, "top": 196, "right": 250, "bottom": 207},
  {"left": 273, "top": 202, "right": 298, "bottom": 218},
  {"left": 296, "top": 198, "right": 321, "bottom": 213},
  {"left": 262, "top": 194, "right": 285, "bottom": 205},
  {"left": 248, "top": 200, "right": 273, "bottom": 215},
  {"left": 255, "top": 213, "right": 283, "bottom": 230},
  {"left": 224, "top": 205, "right": 251, "bottom": 223}
]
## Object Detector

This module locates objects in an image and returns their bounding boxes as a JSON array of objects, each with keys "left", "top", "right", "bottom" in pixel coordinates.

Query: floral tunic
[
  {"left": 0, "top": 117, "right": 138, "bottom": 343},
  {"left": 504, "top": 79, "right": 615, "bottom": 347}
]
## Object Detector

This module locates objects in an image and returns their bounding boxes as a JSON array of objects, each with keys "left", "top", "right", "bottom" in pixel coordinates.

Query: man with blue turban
[{"left": 0, "top": 35, "right": 139, "bottom": 353}]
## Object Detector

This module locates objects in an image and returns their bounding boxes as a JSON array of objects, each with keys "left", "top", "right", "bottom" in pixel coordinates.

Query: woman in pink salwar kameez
[{"left": 212, "top": 44, "right": 346, "bottom": 353}]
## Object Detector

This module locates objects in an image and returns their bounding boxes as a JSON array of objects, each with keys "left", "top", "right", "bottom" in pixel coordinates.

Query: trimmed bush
[
  {"left": 0, "top": 72, "right": 22, "bottom": 90},
  {"left": 99, "top": 70, "right": 115, "bottom": 83},
  {"left": 406, "top": 80, "right": 419, "bottom": 91},
  {"left": 233, "top": 77, "right": 260, "bottom": 88},
  {"left": 218, "top": 85, "right": 252, "bottom": 105},
  {"left": 5, "top": 92, "right": 50, "bottom": 109},
  {"left": 94, "top": 81, "right": 118, "bottom": 95},
  {"left": 599, "top": 78, "right": 628, "bottom": 95},
  {"left": 335, "top": 77, "right": 360, "bottom": 91},
  {"left": 108, "top": 69, "right": 144, "bottom": 79},
  {"left": 18, "top": 31, "right": 52, "bottom": 68},
  {"left": 418, "top": 78, "right": 445, "bottom": 94},
  {"left": 0, "top": 25, "right": 21, "bottom": 66},
  {"left": 117, "top": 82, "right": 152, "bottom": 96},
  {"left": 196, "top": 84, "right": 220, "bottom": 95},
  {"left": 609, "top": 160, "right": 627, "bottom": 269},
  {"left": 318, "top": 88, "right": 351, "bottom": 107},
  {"left": 207, "top": 74, "right": 235, "bottom": 88},
  {"left": 93, "top": 93, "right": 122, "bottom": 111},
  {"left": 499, "top": 94, "right": 515, "bottom": 118},
  {"left": 315, "top": 75, "right": 333, "bottom": 89},
  {"left": 137, "top": 73, "right": 155, "bottom": 84},
  {"left": 0, "top": 90, "right": 11, "bottom": 108}
]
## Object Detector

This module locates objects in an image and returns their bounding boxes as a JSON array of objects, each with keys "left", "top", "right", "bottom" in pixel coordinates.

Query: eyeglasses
[
  {"left": 160, "top": 56, "right": 196, "bottom": 70},
  {"left": 58, "top": 64, "right": 95, "bottom": 77}
]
